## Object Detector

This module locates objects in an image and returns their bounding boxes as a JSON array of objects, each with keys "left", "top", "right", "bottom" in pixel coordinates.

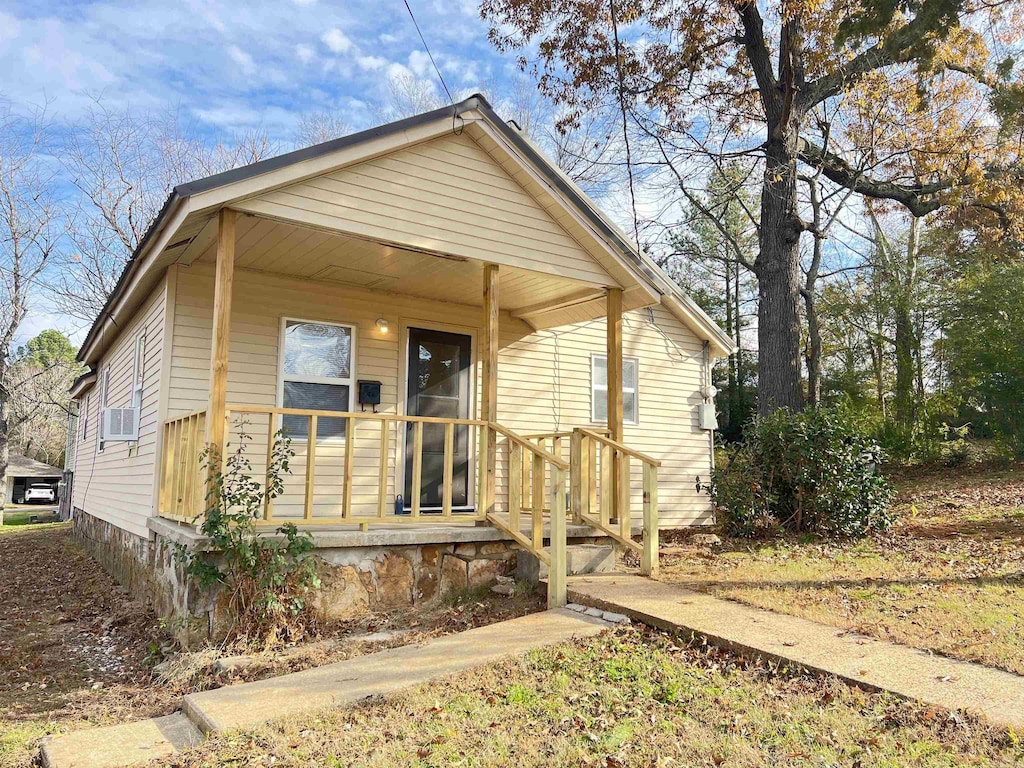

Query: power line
[{"left": 402, "top": 0, "right": 455, "bottom": 107}]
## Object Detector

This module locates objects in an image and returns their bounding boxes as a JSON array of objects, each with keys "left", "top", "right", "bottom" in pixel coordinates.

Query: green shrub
[
  {"left": 703, "top": 407, "right": 893, "bottom": 538},
  {"left": 175, "top": 424, "right": 321, "bottom": 647}
]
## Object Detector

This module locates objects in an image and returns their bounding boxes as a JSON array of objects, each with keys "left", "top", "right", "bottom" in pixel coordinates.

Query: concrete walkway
[
  {"left": 41, "top": 609, "right": 609, "bottom": 768},
  {"left": 567, "top": 573, "right": 1024, "bottom": 731}
]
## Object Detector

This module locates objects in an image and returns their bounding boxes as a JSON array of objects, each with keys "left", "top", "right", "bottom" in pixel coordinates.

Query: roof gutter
[{"left": 69, "top": 369, "right": 97, "bottom": 399}]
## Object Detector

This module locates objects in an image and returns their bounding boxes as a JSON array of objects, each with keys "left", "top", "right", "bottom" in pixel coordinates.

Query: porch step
[{"left": 517, "top": 544, "right": 615, "bottom": 584}]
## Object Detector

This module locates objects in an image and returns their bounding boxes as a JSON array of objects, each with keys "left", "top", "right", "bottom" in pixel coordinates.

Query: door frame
[{"left": 397, "top": 317, "right": 478, "bottom": 510}]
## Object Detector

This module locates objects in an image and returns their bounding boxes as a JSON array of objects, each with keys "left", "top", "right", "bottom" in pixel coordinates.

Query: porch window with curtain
[
  {"left": 591, "top": 354, "right": 639, "bottom": 424},
  {"left": 279, "top": 319, "right": 355, "bottom": 440}
]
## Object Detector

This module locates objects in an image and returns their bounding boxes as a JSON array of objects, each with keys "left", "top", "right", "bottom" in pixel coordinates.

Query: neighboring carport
[{"left": 4, "top": 454, "right": 62, "bottom": 504}]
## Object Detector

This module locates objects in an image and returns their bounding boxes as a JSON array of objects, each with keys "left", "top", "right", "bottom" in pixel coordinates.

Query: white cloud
[
  {"left": 321, "top": 27, "right": 353, "bottom": 54},
  {"left": 386, "top": 62, "right": 414, "bottom": 81},
  {"left": 292, "top": 0, "right": 317, "bottom": 5},
  {"left": 295, "top": 43, "right": 315, "bottom": 64},
  {"left": 356, "top": 55, "right": 387, "bottom": 71},
  {"left": 379, "top": 32, "right": 400, "bottom": 44},
  {"left": 408, "top": 50, "right": 431, "bottom": 77},
  {"left": 227, "top": 45, "right": 255, "bottom": 75}
]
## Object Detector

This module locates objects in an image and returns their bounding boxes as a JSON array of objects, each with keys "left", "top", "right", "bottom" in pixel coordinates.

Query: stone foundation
[
  {"left": 310, "top": 540, "right": 519, "bottom": 622},
  {"left": 74, "top": 508, "right": 610, "bottom": 634},
  {"left": 73, "top": 508, "right": 212, "bottom": 623}
]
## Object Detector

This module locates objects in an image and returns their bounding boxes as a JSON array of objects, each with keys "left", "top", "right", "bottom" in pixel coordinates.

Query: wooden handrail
[
  {"left": 522, "top": 429, "right": 609, "bottom": 441},
  {"left": 162, "top": 409, "right": 208, "bottom": 427},
  {"left": 489, "top": 422, "right": 569, "bottom": 469},
  {"left": 225, "top": 404, "right": 485, "bottom": 427},
  {"left": 576, "top": 428, "right": 662, "bottom": 467}
]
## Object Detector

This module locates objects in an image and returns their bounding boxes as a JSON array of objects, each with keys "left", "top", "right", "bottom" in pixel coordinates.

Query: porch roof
[{"left": 77, "top": 95, "right": 734, "bottom": 368}]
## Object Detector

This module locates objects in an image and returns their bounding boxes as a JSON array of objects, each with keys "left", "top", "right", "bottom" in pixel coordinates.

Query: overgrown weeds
[{"left": 174, "top": 423, "right": 321, "bottom": 649}]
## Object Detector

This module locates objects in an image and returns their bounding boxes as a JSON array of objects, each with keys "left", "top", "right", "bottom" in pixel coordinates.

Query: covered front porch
[{"left": 155, "top": 205, "right": 661, "bottom": 606}]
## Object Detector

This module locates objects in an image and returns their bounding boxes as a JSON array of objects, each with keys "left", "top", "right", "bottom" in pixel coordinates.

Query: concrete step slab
[
  {"left": 568, "top": 573, "right": 1024, "bottom": 732},
  {"left": 517, "top": 544, "right": 615, "bottom": 583},
  {"left": 40, "top": 713, "right": 202, "bottom": 768},
  {"left": 41, "top": 609, "right": 609, "bottom": 768},
  {"left": 184, "top": 608, "right": 608, "bottom": 734}
]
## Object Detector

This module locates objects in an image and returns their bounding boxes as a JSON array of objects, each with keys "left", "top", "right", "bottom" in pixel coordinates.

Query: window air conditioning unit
[{"left": 103, "top": 407, "right": 140, "bottom": 441}]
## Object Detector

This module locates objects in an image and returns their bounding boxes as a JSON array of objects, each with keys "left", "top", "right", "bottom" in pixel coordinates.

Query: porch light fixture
[{"left": 375, "top": 317, "right": 389, "bottom": 334}]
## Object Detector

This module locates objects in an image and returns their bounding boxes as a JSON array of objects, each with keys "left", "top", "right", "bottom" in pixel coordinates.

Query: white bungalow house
[{"left": 68, "top": 95, "right": 733, "bottom": 618}]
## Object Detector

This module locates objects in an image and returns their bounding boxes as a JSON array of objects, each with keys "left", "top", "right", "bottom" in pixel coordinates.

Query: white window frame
[
  {"left": 97, "top": 367, "right": 110, "bottom": 453},
  {"left": 131, "top": 331, "right": 146, "bottom": 409},
  {"left": 80, "top": 394, "right": 90, "bottom": 442},
  {"left": 590, "top": 353, "right": 639, "bottom": 425},
  {"left": 277, "top": 317, "right": 357, "bottom": 442}
]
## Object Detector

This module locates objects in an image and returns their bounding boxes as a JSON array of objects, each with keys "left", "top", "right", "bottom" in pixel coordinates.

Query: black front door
[{"left": 405, "top": 328, "right": 472, "bottom": 510}]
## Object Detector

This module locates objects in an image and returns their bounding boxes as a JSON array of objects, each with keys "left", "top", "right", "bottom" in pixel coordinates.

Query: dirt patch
[
  {"left": 159, "top": 585, "right": 545, "bottom": 689},
  {"left": 0, "top": 524, "right": 176, "bottom": 767}
]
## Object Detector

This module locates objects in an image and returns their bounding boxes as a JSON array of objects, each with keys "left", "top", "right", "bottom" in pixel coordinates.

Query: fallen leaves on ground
[{"left": 657, "top": 465, "right": 1024, "bottom": 675}]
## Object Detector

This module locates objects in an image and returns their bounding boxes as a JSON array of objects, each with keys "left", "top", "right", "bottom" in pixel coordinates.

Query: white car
[{"left": 24, "top": 484, "right": 56, "bottom": 504}]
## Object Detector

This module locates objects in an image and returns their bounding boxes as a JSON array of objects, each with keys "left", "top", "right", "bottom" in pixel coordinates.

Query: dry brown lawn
[
  {"left": 657, "top": 466, "right": 1024, "bottom": 675},
  {"left": 0, "top": 524, "right": 542, "bottom": 767}
]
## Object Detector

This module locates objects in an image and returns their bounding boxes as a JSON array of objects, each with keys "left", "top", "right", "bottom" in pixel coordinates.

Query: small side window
[
  {"left": 97, "top": 368, "right": 110, "bottom": 452},
  {"left": 81, "top": 395, "right": 90, "bottom": 442},
  {"left": 591, "top": 354, "right": 639, "bottom": 425},
  {"left": 132, "top": 332, "right": 146, "bottom": 408}
]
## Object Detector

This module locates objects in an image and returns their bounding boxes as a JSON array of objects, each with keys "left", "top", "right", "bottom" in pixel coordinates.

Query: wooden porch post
[
  {"left": 479, "top": 263, "right": 499, "bottom": 517},
  {"left": 606, "top": 287, "right": 624, "bottom": 522},
  {"left": 206, "top": 208, "right": 236, "bottom": 479}
]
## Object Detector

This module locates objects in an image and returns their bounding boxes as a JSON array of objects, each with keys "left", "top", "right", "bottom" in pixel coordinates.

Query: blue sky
[
  {"left": 2, "top": 0, "right": 543, "bottom": 344},
  {"left": 1, "top": 0, "right": 516, "bottom": 142}
]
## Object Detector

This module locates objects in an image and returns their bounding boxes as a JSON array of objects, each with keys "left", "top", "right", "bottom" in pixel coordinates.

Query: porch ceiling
[{"left": 184, "top": 212, "right": 608, "bottom": 321}]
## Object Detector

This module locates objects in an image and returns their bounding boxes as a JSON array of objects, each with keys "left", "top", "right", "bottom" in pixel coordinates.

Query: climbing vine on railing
[{"left": 174, "top": 422, "right": 321, "bottom": 647}]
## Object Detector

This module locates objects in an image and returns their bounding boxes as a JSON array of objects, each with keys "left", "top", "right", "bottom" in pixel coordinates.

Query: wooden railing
[
  {"left": 219, "top": 405, "right": 488, "bottom": 529},
  {"left": 487, "top": 425, "right": 569, "bottom": 608},
  {"left": 156, "top": 406, "right": 657, "bottom": 603},
  {"left": 570, "top": 428, "right": 660, "bottom": 576},
  {"left": 158, "top": 410, "right": 206, "bottom": 523}
]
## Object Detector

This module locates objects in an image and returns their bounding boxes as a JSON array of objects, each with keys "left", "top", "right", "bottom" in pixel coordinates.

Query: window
[
  {"left": 97, "top": 368, "right": 110, "bottom": 452},
  {"left": 591, "top": 355, "right": 639, "bottom": 424},
  {"left": 279, "top": 319, "right": 355, "bottom": 440},
  {"left": 132, "top": 332, "right": 146, "bottom": 408},
  {"left": 80, "top": 395, "right": 90, "bottom": 442}
]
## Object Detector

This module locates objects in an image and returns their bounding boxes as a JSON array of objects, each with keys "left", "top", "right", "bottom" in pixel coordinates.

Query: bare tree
[
  {"left": 0, "top": 100, "right": 66, "bottom": 509},
  {"left": 55, "top": 98, "right": 280, "bottom": 323},
  {"left": 294, "top": 110, "right": 351, "bottom": 148}
]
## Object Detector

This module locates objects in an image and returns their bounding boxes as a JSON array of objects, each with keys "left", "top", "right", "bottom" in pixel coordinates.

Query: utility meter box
[{"left": 699, "top": 403, "right": 718, "bottom": 431}]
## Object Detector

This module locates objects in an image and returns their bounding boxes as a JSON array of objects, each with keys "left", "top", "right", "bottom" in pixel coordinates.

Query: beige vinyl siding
[
  {"left": 234, "top": 132, "right": 614, "bottom": 287},
  {"left": 169, "top": 266, "right": 712, "bottom": 528},
  {"left": 495, "top": 305, "right": 713, "bottom": 527},
  {"left": 73, "top": 276, "right": 168, "bottom": 538}
]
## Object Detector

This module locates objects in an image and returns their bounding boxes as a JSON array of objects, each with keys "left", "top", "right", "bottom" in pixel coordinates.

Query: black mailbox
[{"left": 358, "top": 380, "right": 382, "bottom": 412}]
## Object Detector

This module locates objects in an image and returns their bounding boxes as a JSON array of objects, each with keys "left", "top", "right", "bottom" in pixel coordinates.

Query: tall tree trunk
[
  {"left": 893, "top": 215, "right": 921, "bottom": 428},
  {"left": 755, "top": 131, "right": 805, "bottom": 414}
]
